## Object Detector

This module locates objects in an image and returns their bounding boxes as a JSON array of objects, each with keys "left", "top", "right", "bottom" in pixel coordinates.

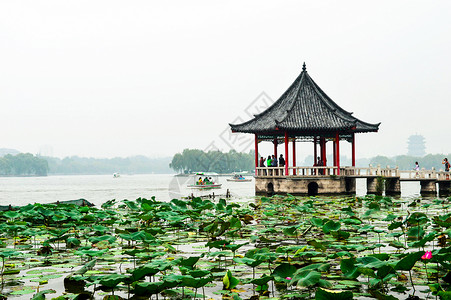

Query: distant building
[{"left": 407, "top": 134, "right": 426, "bottom": 157}]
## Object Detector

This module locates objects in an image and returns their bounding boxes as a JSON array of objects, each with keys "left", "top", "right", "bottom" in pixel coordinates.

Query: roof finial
[{"left": 302, "top": 62, "right": 306, "bottom": 72}]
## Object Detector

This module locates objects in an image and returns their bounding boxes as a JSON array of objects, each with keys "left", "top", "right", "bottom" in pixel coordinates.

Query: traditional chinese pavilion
[{"left": 230, "top": 63, "right": 380, "bottom": 195}]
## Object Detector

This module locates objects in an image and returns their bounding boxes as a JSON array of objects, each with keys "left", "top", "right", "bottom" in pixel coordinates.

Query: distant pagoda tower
[{"left": 407, "top": 134, "right": 426, "bottom": 157}]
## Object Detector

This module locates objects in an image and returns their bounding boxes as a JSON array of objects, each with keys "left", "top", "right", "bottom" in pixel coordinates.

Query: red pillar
[
  {"left": 336, "top": 132, "right": 340, "bottom": 175},
  {"left": 274, "top": 137, "right": 278, "bottom": 158},
  {"left": 284, "top": 132, "right": 289, "bottom": 176},
  {"left": 352, "top": 133, "right": 356, "bottom": 167},
  {"left": 292, "top": 138, "right": 296, "bottom": 175},
  {"left": 333, "top": 138, "right": 337, "bottom": 167},
  {"left": 255, "top": 134, "right": 259, "bottom": 176}
]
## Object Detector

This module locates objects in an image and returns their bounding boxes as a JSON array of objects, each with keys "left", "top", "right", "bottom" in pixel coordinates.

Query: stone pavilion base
[{"left": 255, "top": 176, "right": 356, "bottom": 196}]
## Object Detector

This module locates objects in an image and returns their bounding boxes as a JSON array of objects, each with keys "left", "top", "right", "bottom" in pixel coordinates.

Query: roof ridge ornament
[{"left": 302, "top": 62, "right": 306, "bottom": 72}]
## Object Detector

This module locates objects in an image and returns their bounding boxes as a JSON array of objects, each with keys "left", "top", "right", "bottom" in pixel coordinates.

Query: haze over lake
[{"left": 0, "top": 174, "right": 426, "bottom": 208}]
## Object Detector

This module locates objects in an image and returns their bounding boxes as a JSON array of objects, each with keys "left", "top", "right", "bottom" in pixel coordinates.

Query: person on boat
[
  {"left": 209, "top": 177, "right": 214, "bottom": 184},
  {"left": 204, "top": 177, "right": 210, "bottom": 184},
  {"left": 198, "top": 177, "right": 203, "bottom": 185}
]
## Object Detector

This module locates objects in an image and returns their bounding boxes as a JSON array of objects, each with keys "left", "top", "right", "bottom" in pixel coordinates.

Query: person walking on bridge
[{"left": 443, "top": 158, "right": 450, "bottom": 172}]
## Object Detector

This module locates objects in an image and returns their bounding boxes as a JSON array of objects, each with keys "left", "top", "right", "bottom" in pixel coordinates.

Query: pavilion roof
[{"left": 230, "top": 63, "right": 380, "bottom": 136}]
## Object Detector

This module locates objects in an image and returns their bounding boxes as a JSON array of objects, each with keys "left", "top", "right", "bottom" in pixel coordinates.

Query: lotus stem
[{"left": 409, "top": 270, "right": 415, "bottom": 293}]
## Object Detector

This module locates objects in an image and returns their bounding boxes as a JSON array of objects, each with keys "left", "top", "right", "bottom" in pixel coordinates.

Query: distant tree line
[
  {"left": 170, "top": 149, "right": 255, "bottom": 174},
  {"left": 0, "top": 153, "right": 48, "bottom": 176},
  {"left": 44, "top": 155, "right": 173, "bottom": 175}
]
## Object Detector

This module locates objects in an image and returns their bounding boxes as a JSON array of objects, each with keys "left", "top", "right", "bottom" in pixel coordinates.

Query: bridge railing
[
  {"left": 256, "top": 166, "right": 338, "bottom": 177},
  {"left": 438, "top": 171, "right": 451, "bottom": 181},
  {"left": 289, "top": 166, "right": 339, "bottom": 176},
  {"left": 255, "top": 166, "right": 451, "bottom": 180},
  {"left": 398, "top": 168, "right": 436, "bottom": 179}
]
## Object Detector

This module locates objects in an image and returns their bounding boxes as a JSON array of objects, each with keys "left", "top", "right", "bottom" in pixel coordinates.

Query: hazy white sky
[{"left": 1, "top": 1, "right": 450, "bottom": 160}]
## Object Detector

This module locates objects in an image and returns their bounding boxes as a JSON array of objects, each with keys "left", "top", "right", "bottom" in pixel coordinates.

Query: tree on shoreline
[
  {"left": 0, "top": 153, "right": 48, "bottom": 176},
  {"left": 169, "top": 149, "right": 255, "bottom": 174}
]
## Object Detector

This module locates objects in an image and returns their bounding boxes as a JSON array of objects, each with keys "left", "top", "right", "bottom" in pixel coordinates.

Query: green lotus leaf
[
  {"left": 315, "top": 287, "right": 353, "bottom": 300},
  {"left": 340, "top": 258, "right": 360, "bottom": 279},
  {"left": 30, "top": 289, "right": 56, "bottom": 300},
  {"left": 181, "top": 275, "right": 212, "bottom": 288},
  {"left": 189, "top": 270, "right": 211, "bottom": 278},
  {"left": 178, "top": 256, "right": 201, "bottom": 268},
  {"left": 293, "top": 270, "right": 321, "bottom": 287},
  {"left": 133, "top": 281, "right": 165, "bottom": 296},
  {"left": 250, "top": 275, "right": 274, "bottom": 286},
  {"left": 394, "top": 251, "right": 424, "bottom": 271},
  {"left": 323, "top": 220, "right": 340, "bottom": 234},
  {"left": 98, "top": 274, "right": 130, "bottom": 288},
  {"left": 272, "top": 263, "right": 297, "bottom": 282},
  {"left": 233, "top": 257, "right": 262, "bottom": 267},
  {"left": 310, "top": 217, "right": 323, "bottom": 227},
  {"left": 3, "top": 211, "right": 20, "bottom": 219}
]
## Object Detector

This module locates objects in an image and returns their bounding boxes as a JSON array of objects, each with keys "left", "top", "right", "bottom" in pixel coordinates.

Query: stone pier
[
  {"left": 385, "top": 178, "right": 401, "bottom": 196},
  {"left": 366, "top": 178, "right": 378, "bottom": 195},
  {"left": 255, "top": 177, "right": 356, "bottom": 196},
  {"left": 420, "top": 180, "right": 437, "bottom": 196},
  {"left": 438, "top": 180, "right": 451, "bottom": 197}
]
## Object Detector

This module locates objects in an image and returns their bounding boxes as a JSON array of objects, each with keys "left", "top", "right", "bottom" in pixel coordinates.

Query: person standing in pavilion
[
  {"left": 267, "top": 155, "right": 272, "bottom": 175},
  {"left": 260, "top": 156, "right": 266, "bottom": 175},
  {"left": 279, "top": 154, "right": 285, "bottom": 175},
  {"left": 317, "top": 156, "right": 324, "bottom": 175},
  {"left": 272, "top": 155, "right": 278, "bottom": 175}
]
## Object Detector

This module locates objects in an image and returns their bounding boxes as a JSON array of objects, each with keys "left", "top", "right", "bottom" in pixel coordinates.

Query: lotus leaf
[
  {"left": 315, "top": 287, "right": 353, "bottom": 300},
  {"left": 292, "top": 269, "right": 321, "bottom": 287},
  {"left": 323, "top": 220, "right": 340, "bottom": 234},
  {"left": 394, "top": 251, "right": 424, "bottom": 271}
]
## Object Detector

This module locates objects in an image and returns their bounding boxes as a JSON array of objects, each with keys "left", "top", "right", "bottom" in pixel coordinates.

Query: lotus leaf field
[{"left": 2, "top": 194, "right": 451, "bottom": 299}]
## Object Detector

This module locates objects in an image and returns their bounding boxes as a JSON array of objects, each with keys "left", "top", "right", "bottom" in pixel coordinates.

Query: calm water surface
[{"left": 0, "top": 175, "right": 426, "bottom": 207}]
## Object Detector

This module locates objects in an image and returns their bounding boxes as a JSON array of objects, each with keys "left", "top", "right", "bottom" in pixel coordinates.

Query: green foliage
[
  {"left": 0, "top": 153, "right": 48, "bottom": 176},
  {"left": 169, "top": 148, "right": 255, "bottom": 173},
  {"left": 315, "top": 288, "right": 353, "bottom": 300}
]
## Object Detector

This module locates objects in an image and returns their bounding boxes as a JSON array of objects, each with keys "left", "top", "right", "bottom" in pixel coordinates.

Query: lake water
[{"left": 0, "top": 174, "right": 428, "bottom": 207}]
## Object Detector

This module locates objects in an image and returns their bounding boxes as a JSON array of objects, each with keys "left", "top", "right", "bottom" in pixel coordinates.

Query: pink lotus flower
[
  {"left": 286, "top": 277, "right": 292, "bottom": 280},
  {"left": 421, "top": 251, "right": 432, "bottom": 260}
]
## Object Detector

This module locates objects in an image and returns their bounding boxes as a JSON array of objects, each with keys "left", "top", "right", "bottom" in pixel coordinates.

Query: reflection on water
[{"left": 0, "top": 174, "right": 433, "bottom": 208}]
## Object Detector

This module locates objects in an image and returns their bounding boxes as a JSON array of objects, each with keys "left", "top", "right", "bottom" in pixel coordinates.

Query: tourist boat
[
  {"left": 188, "top": 172, "right": 222, "bottom": 189},
  {"left": 226, "top": 173, "right": 252, "bottom": 182},
  {"left": 113, "top": 173, "right": 120, "bottom": 178}
]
